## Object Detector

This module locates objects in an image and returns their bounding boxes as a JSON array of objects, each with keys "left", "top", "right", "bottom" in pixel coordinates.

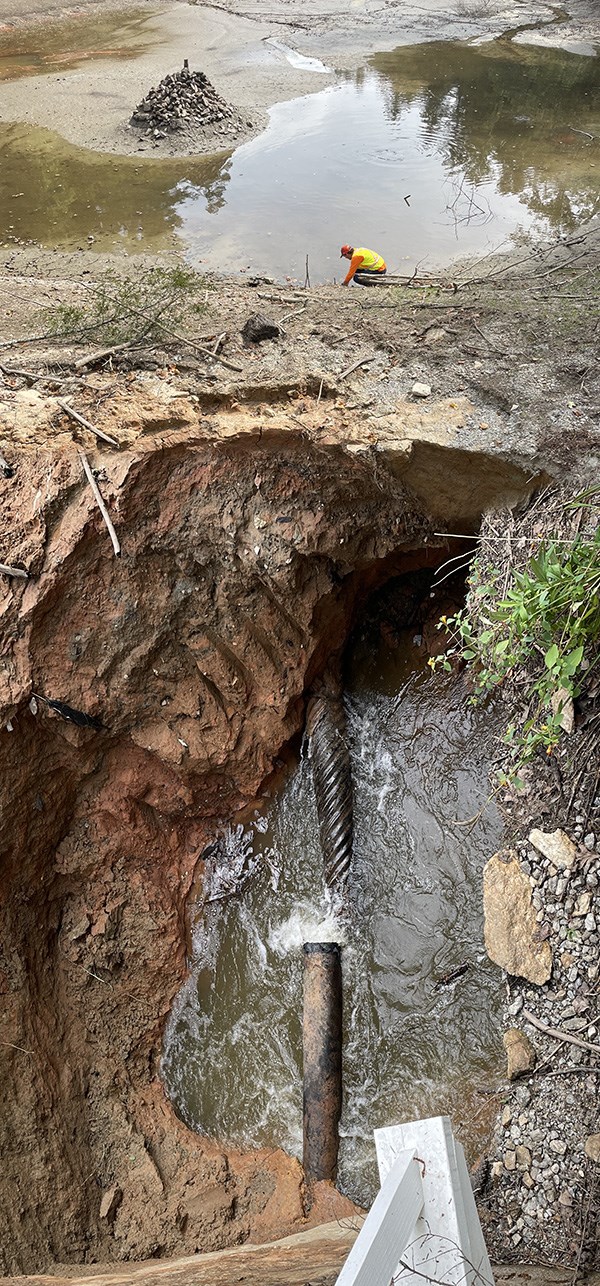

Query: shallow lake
[{"left": 0, "top": 30, "right": 598, "bottom": 280}]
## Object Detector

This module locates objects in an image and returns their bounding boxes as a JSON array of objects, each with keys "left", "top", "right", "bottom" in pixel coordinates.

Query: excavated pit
[{"left": 0, "top": 389, "right": 544, "bottom": 1274}]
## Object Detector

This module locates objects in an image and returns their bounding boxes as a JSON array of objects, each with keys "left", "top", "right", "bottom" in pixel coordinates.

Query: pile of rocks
[{"left": 130, "top": 62, "right": 238, "bottom": 137}]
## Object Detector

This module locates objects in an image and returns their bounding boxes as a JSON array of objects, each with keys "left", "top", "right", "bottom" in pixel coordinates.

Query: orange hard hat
[{"left": 340, "top": 244, "right": 353, "bottom": 256}]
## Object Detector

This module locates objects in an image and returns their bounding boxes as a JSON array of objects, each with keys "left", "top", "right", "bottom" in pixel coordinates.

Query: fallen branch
[
  {"left": 79, "top": 451, "right": 121, "bottom": 556},
  {"left": 257, "top": 292, "right": 305, "bottom": 304},
  {"left": 0, "top": 562, "right": 28, "bottom": 579},
  {"left": 339, "top": 356, "right": 374, "bottom": 381},
  {"left": 74, "top": 340, "right": 135, "bottom": 371},
  {"left": 0, "top": 361, "right": 42, "bottom": 382},
  {"left": 57, "top": 400, "right": 119, "bottom": 448},
  {"left": 212, "top": 331, "right": 227, "bottom": 355},
  {"left": 152, "top": 319, "right": 243, "bottom": 372},
  {"left": 523, "top": 1007, "right": 600, "bottom": 1056}
]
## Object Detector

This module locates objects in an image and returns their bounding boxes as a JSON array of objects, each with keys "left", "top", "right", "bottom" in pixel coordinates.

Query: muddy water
[
  {"left": 163, "top": 591, "right": 505, "bottom": 1206},
  {"left": 0, "top": 8, "right": 157, "bottom": 80},
  {"left": 0, "top": 33, "right": 598, "bottom": 275}
]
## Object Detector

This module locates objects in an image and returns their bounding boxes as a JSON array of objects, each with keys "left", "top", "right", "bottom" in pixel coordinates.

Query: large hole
[{"left": 162, "top": 562, "right": 504, "bottom": 1203}]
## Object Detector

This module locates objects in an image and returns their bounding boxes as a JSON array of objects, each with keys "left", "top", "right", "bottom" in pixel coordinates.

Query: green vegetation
[
  {"left": 430, "top": 494, "right": 600, "bottom": 784},
  {"left": 43, "top": 265, "right": 208, "bottom": 344}
]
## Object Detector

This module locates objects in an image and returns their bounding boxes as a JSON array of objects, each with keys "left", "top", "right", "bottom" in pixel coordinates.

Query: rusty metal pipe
[{"left": 302, "top": 941, "right": 343, "bottom": 1186}]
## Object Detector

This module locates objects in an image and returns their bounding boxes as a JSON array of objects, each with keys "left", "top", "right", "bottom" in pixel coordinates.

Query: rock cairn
[{"left": 130, "top": 61, "right": 238, "bottom": 137}]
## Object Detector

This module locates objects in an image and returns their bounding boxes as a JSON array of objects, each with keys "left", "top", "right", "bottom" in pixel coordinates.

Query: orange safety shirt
[{"left": 343, "top": 246, "right": 386, "bottom": 284}]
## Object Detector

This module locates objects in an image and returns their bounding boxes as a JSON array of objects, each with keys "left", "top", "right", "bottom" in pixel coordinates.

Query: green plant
[
  {"left": 44, "top": 265, "right": 209, "bottom": 344},
  {"left": 430, "top": 521, "right": 600, "bottom": 784}
]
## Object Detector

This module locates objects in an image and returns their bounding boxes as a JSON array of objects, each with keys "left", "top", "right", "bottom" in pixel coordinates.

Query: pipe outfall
[{"left": 302, "top": 941, "right": 343, "bottom": 1188}]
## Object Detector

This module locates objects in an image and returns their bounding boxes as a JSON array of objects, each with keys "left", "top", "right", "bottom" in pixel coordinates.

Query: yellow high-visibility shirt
[{"left": 344, "top": 247, "right": 386, "bottom": 283}]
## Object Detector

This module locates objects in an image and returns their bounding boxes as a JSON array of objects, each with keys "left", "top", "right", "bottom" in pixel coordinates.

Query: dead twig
[
  {"left": 568, "top": 124, "right": 598, "bottom": 141},
  {"left": 471, "top": 322, "right": 510, "bottom": 356},
  {"left": 79, "top": 451, "right": 121, "bottom": 556},
  {"left": 74, "top": 340, "right": 135, "bottom": 371},
  {"left": 152, "top": 320, "right": 243, "bottom": 372},
  {"left": 523, "top": 1007, "right": 600, "bottom": 1056},
  {"left": 0, "top": 562, "right": 28, "bottom": 579},
  {"left": 278, "top": 305, "right": 307, "bottom": 325},
  {"left": 57, "top": 399, "right": 119, "bottom": 448},
  {"left": 339, "top": 356, "right": 374, "bottom": 381}
]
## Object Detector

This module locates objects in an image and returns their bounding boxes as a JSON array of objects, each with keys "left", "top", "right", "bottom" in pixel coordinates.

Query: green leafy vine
[{"left": 429, "top": 519, "right": 600, "bottom": 786}]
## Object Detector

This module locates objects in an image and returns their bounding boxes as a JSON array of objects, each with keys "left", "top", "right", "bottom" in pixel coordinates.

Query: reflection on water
[
  {"left": 368, "top": 39, "right": 600, "bottom": 235},
  {"left": 0, "top": 8, "right": 157, "bottom": 80},
  {"left": 0, "top": 36, "right": 597, "bottom": 276},
  {"left": 0, "top": 123, "right": 232, "bottom": 253},
  {"left": 162, "top": 580, "right": 505, "bottom": 1205}
]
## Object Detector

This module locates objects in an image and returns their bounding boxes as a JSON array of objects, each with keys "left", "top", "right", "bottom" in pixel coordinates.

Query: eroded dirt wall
[{"left": 0, "top": 426, "right": 437, "bottom": 1272}]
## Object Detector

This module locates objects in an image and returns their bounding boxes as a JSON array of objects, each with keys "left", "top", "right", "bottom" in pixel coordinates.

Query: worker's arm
[{"left": 342, "top": 252, "right": 364, "bottom": 285}]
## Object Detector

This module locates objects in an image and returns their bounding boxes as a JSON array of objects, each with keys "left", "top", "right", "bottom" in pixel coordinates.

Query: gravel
[{"left": 480, "top": 790, "right": 600, "bottom": 1272}]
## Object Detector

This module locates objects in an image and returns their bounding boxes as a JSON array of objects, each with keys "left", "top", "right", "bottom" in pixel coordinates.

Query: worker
[{"left": 340, "top": 244, "right": 387, "bottom": 286}]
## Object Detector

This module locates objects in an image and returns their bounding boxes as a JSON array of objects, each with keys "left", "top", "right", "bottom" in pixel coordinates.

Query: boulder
[{"left": 483, "top": 850, "right": 552, "bottom": 984}]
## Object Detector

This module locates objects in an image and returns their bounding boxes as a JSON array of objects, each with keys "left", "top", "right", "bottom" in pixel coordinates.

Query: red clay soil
[{"left": 0, "top": 392, "right": 446, "bottom": 1273}]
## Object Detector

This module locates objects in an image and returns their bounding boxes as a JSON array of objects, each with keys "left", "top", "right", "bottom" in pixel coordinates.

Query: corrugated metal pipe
[{"left": 306, "top": 687, "right": 353, "bottom": 896}]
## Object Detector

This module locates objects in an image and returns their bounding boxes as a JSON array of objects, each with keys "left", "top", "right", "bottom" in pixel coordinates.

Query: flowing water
[
  {"left": 0, "top": 26, "right": 598, "bottom": 276},
  {"left": 163, "top": 581, "right": 506, "bottom": 1205}
]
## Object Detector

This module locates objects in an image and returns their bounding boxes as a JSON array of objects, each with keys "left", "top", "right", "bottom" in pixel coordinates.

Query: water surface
[
  {"left": 0, "top": 35, "right": 598, "bottom": 277},
  {"left": 0, "top": 8, "right": 157, "bottom": 80},
  {"left": 163, "top": 583, "right": 505, "bottom": 1205}
]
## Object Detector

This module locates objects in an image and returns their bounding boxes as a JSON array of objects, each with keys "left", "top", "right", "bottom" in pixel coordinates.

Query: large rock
[
  {"left": 483, "top": 850, "right": 552, "bottom": 984},
  {"left": 241, "top": 313, "right": 281, "bottom": 344},
  {"left": 529, "top": 828, "right": 577, "bottom": 869}
]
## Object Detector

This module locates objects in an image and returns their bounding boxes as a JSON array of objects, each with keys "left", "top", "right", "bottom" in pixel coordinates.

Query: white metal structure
[{"left": 335, "top": 1115, "right": 495, "bottom": 1286}]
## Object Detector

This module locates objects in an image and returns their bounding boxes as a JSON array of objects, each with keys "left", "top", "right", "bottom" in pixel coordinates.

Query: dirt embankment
[{"left": 0, "top": 199, "right": 598, "bottom": 1284}]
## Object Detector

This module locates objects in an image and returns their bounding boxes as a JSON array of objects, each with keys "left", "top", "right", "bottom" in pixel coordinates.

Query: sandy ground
[{"left": 0, "top": 0, "right": 598, "bottom": 159}]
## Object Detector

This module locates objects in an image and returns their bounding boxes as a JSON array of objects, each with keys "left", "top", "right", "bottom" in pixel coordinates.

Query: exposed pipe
[
  {"left": 302, "top": 941, "right": 343, "bottom": 1187},
  {"left": 306, "top": 684, "right": 353, "bottom": 895}
]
